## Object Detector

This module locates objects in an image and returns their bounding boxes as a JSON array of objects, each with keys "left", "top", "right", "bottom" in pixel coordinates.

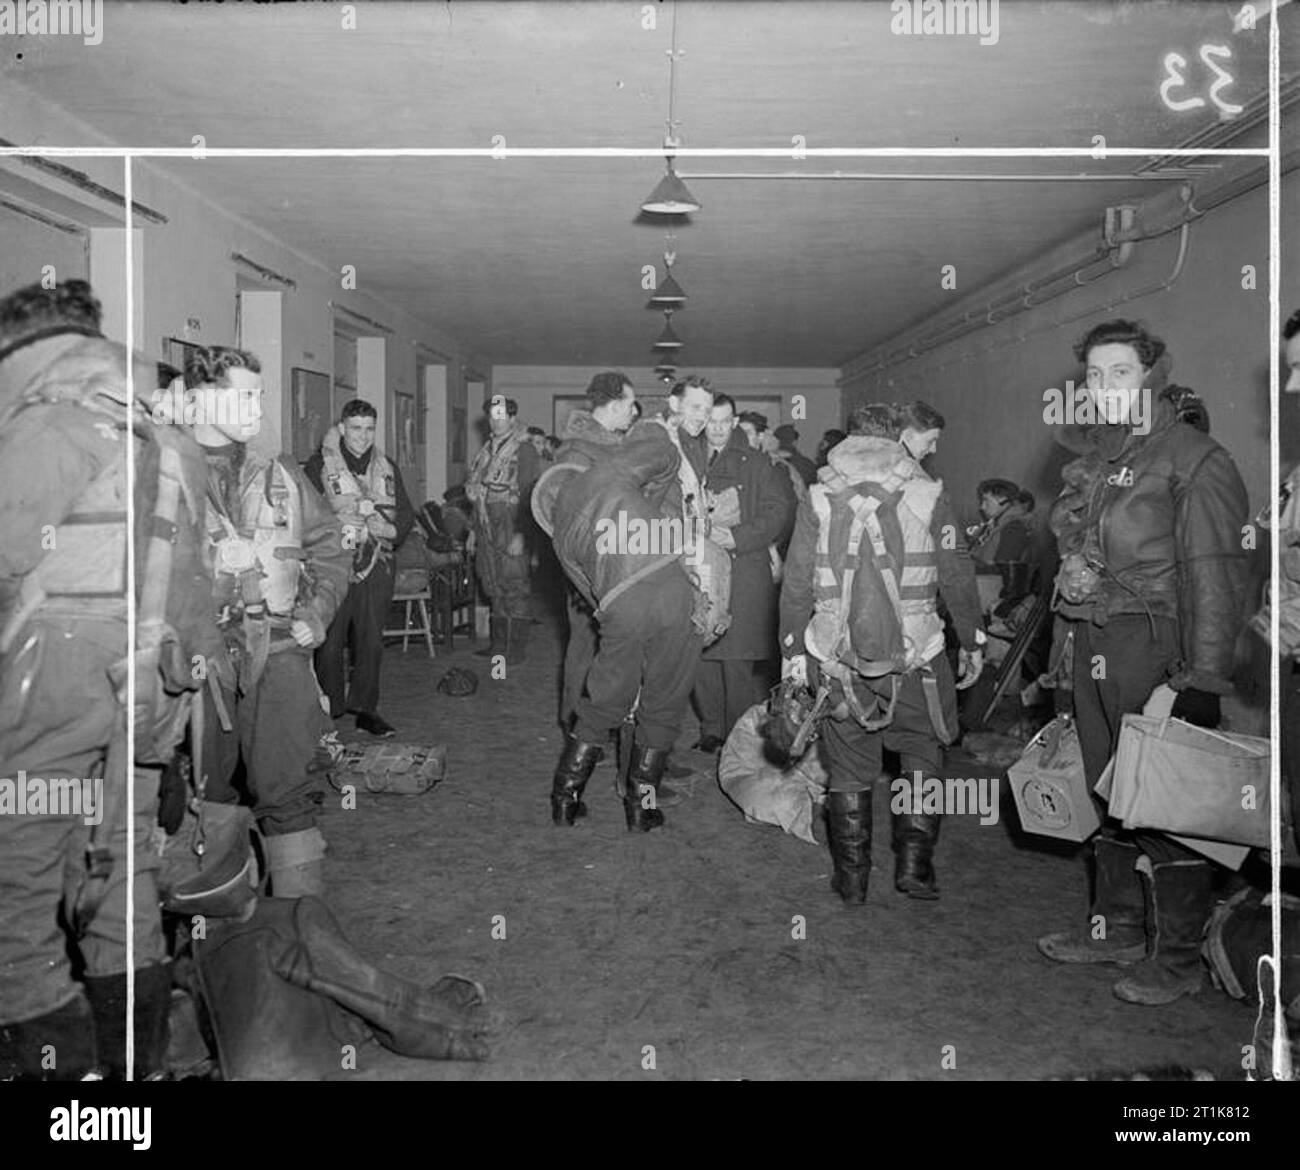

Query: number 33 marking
[{"left": 1161, "top": 44, "right": 1244, "bottom": 115}]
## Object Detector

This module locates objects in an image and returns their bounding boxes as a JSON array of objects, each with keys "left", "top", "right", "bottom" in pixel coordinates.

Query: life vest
[
  {"left": 653, "top": 417, "right": 707, "bottom": 521},
  {"left": 647, "top": 416, "right": 730, "bottom": 641},
  {"left": 206, "top": 455, "right": 306, "bottom": 621},
  {"left": 319, "top": 425, "right": 397, "bottom": 581},
  {"left": 467, "top": 425, "right": 526, "bottom": 512},
  {"left": 0, "top": 337, "right": 206, "bottom": 767},
  {"left": 805, "top": 456, "right": 944, "bottom": 677}
]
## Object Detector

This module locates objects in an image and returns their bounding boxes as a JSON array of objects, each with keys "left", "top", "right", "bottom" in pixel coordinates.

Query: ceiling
[{"left": 3, "top": 0, "right": 1293, "bottom": 366}]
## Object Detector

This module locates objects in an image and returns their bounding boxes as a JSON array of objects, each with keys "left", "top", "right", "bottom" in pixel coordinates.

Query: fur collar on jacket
[{"left": 817, "top": 435, "right": 921, "bottom": 491}]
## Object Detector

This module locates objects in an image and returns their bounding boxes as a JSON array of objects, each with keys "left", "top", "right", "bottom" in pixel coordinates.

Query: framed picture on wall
[
  {"left": 290, "top": 367, "right": 331, "bottom": 463},
  {"left": 552, "top": 395, "right": 586, "bottom": 437}
]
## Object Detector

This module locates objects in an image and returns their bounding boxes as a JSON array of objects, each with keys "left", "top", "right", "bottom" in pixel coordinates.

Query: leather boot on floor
[
  {"left": 893, "top": 811, "right": 942, "bottom": 900},
  {"left": 272, "top": 895, "right": 489, "bottom": 1061},
  {"left": 83, "top": 962, "right": 173, "bottom": 1079},
  {"left": 475, "top": 616, "right": 506, "bottom": 658},
  {"left": 624, "top": 744, "right": 668, "bottom": 832},
  {"left": 0, "top": 994, "right": 96, "bottom": 1080},
  {"left": 263, "top": 827, "right": 327, "bottom": 898},
  {"left": 1038, "top": 837, "right": 1148, "bottom": 964},
  {"left": 1113, "top": 858, "right": 1214, "bottom": 1006},
  {"left": 551, "top": 737, "right": 602, "bottom": 825},
  {"left": 504, "top": 617, "right": 530, "bottom": 664},
  {"left": 825, "top": 789, "right": 872, "bottom": 904}
]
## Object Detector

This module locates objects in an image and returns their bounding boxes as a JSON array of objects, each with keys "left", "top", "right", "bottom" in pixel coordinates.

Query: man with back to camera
[
  {"left": 779, "top": 401, "right": 985, "bottom": 905},
  {"left": 555, "top": 371, "right": 638, "bottom": 732},
  {"left": 0, "top": 280, "right": 221, "bottom": 1078}
]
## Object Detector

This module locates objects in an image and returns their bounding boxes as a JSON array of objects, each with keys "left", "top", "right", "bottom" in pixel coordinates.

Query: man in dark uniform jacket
[{"left": 692, "top": 394, "right": 796, "bottom": 752}]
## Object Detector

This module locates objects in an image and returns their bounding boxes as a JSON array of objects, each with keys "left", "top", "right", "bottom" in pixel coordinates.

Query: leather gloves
[{"left": 1171, "top": 687, "right": 1221, "bottom": 729}]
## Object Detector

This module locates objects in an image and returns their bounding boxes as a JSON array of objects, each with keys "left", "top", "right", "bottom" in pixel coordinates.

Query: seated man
[{"left": 968, "top": 478, "right": 1038, "bottom": 634}]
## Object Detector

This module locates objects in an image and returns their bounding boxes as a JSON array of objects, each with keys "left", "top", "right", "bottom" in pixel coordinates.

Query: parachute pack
[{"left": 801, "top": 445, "right": 947, "bottom": 736}]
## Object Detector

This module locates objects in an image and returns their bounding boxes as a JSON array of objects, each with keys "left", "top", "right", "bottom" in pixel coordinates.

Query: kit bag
[
  {"left": 1104, "top": 713, "right": 1275, "bottom": 848},
  {"left": 326, "top": 739, "right": 448, "bottom": 795},
  {"left": 718, "top": 703, "right": 826, "bottom": 845},
  {"left": 1203, "top": 886, "right": 1300, "bottom": 1020}
]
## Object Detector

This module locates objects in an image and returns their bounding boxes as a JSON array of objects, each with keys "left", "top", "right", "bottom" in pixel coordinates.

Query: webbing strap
[
  {"left": 206, "top": 668, "right": 234, "bottom": 732},
  {"left": 71, "top": 715, "right": 128, "bottom": 939},
  {"left": 919, "top": 666, "right": 955, "bottom": 746},
  {"left": 858, "top": 500, "right": 908, "bottom": 643},
  {"left": 595, "top": 553, "right": 679, "bottom": 617}
]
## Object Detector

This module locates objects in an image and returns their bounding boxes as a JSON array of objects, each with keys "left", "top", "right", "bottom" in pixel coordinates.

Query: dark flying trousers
[
  {"left": 0, "top": 615, "right": 166, "bottom": 1023},
  {"left": 574, "top": 573, "right": 699, "bottom": 752},
  {"left": 1070, "top": 614, "right": 1197, "bottom": 864},
  {"left": 562, "top": 587, "right": 599, "bottom": 729},
  {"left": 818, "top": 652, "right": 957, "bottom": 795},
  {"left": 694, "top": 658, "right": 769, "bottom": 743},
  {"left": 315, "top": 556, "right": 395, "bottom": 718},
  {"left": 200, "top": 648, "right": 329, "bottom": 837}
]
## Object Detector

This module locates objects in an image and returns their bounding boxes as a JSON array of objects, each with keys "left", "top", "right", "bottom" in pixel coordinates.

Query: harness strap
[
  {"left": 71, "top": 714, "right": 128, "bottom": 939},
  {"left": 595, "top": 553, "right": 679, "bottom": 618},
  {"left": 206, "top": 667, "right": 234, "bottom": 732},
  {"left": 919, "top": 666, "right": 955, "bottom": 746}
]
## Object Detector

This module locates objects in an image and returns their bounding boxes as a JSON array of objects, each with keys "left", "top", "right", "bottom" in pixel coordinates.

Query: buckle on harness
[{"left": 84, "top": 844, "right": 113, "bottom": 880}]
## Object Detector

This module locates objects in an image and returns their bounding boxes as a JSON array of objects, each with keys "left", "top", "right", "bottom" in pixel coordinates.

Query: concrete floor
[{"left": 320, "top": 612, "right": 1256, "bottom": 1081}]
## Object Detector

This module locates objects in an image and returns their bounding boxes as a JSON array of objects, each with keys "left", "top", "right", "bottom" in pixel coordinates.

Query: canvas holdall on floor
[
  {"left": 1104, "top": 712, "right": 1275, "bottom": 848},
  {"left": 718, "top": 703, "right": 826, "bottom": 845},
  {"left": 1203, "top": 885, "right": 1300, "bottom": 1020},
  {"left": 323, "top": 735, "right": 448, "bottom": 795}
]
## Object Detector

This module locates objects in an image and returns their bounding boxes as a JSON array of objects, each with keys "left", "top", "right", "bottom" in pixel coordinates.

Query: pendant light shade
[
  {"left": 648, "top": 268, "right": 687, "bottom": 307},
  {"left": 641, "top": 163, "right": 702, "bottom": 214},
  {"left": 653, "top": 317, "right": 684, "bottom": 349}
]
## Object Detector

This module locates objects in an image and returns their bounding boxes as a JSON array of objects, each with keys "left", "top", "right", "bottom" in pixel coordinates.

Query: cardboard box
[{"left": 1007, "top": 717, "right": 1101, "bottom": 843}]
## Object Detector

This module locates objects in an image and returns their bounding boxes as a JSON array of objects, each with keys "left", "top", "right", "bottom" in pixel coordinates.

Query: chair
[
  {"left": 383, "top": 540, "right": 436, "bottom": 658},
  {"left": 427, "top": 547, "right": 476, "bottom": 649}
]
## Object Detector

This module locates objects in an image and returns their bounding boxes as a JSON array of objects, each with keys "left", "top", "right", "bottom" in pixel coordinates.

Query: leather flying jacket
[
  {"left": 1049, "top": 392, "right": 1249, "bottom": 694},
  {"left": 533, "top": 427, "right": 689, "bottom": 615}
]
